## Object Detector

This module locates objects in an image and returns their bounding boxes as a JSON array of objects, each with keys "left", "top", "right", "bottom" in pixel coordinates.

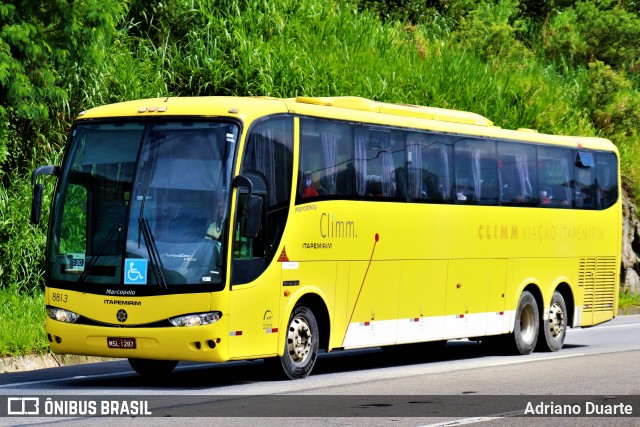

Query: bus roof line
[{"left": 293, "top": 96, "right": 494, "bottom": 128}]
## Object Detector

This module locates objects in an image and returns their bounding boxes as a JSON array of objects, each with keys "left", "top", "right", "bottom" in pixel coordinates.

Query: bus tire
[
  {"left": 279, "top": 305, "right": 319, "bottom": 379},
  {"left": 511, "top": 291, "right": 539, "bottom": 355},
  {"left": 537, "top": 291, "right": 567, "bottom": 352},
  {"left": 128, "top": 358, "right": 178, "bottom": 376}
]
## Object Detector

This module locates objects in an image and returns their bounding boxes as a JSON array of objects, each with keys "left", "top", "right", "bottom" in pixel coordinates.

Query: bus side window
[
  {"left": 233, "top": 193, "right": 255, "bottom": 259},
  {"left": 497, "top": 142, "right": 537, "bottom": 206},
  {"left": 538, "top": 146, "right": 573, "bottom": 208},
  {"left": 299, "top": 119, "right": 354, "bottom": 201},
  {"left": 479, "top": 154, "right": 499, "bottom": 205},
  {"left": 405, "top": 134, "right": 453, "bottom": 203},
  {"left": 233, "top": 116, "right": 293, "bottom": 285},
  {"left": 596, "top": 152, "right": 619, "bottom": 209},
  {"left": 454, "top": 139, "right": 497, "bottom": 204},
  {"left": 454, "top": 148, "right": 474, "bottom": 203}
]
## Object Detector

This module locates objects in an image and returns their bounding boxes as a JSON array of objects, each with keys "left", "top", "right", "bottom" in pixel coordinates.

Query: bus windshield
[{"left": 47, "top": 120, "right": 239, "bottom": 291}]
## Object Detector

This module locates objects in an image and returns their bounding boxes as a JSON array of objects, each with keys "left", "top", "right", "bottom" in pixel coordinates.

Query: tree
[{"left": 0, "top": 0, "right": 124, "bottom": 178}]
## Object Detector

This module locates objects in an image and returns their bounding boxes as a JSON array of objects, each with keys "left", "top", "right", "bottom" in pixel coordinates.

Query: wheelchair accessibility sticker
[{"left": 124, "top": 259, "right": 148, "bottom": 285}]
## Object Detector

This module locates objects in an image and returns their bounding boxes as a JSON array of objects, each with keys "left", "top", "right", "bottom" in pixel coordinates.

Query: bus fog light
[
  {"left": 47, "top": 306, "right": 80, "bottom": 323},
  {"left": 169, "top": 312, "right": 222, "bottom": 327}
]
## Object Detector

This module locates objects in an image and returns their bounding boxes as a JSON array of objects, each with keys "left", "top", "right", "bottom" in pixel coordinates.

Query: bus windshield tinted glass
[{"left": 47, "top": 120, "right": 238, "bottom": 290}]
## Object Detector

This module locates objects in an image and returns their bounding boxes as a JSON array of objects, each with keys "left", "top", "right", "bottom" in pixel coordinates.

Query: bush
[
  {"left": 542, "top": 1, "right": 640, "bottom": 71},
  {"left": 454, "top": 0, "right": 532, "bottom": 64},
  {"left": 0, "top": 285, "right": 47, "bottom": 355},
  {"left": 0, "top": 173, "right": 50, "bottom": 291}
]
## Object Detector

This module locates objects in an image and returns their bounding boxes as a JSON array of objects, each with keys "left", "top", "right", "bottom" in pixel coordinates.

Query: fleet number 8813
[{"left": 51, "top": 292, "right": 68, "bottom": 303}]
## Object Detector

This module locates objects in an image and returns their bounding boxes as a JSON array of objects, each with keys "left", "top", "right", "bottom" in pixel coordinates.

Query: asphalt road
[{"left": 1, "top": 315, "right": 639, "bottom": 426}]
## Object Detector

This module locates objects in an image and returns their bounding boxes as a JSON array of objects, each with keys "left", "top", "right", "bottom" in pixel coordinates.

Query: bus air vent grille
[{"left": 579, "top": 257, "right": 617, "bottom": 313}]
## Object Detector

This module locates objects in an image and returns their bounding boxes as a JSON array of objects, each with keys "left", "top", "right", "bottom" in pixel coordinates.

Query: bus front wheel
[
  {"left": 537, "top": 291, "right": 567, "bottom": 352},
  {"left": 128, "top": 358, "right": 178, "bottom": 377},
  {"left": 279, "top": 305, "right": 319, "bottom": 379},
  {"left": 511, "top": 291, "right": 539, "bottom": 355}
]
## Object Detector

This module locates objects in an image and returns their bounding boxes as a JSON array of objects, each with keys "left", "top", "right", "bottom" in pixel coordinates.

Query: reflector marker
[
  {"left": 229, "top": 331, "right": 243, "bottom": 336},
  {"left": 410, "top": 318, "right": 420, "bottom": 322},
  {"left": 456, "top": 314, "right": 465, "bottom": 319},
  {"left": 360, "top": 322, "right": 371, "bottom": 326},
  {"left": 265, "top": 328, "right": 279, "bottom": 334}
]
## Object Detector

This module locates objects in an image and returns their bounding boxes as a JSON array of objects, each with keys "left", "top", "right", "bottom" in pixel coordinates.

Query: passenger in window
[
  {"left": 302, "top": 171, "right": 319, "bottom": 198},
  {"left": 577, "top": 186, "right": 594, "bottom": 208},
  {"left": 455, "top": 180, "right": 473, "bottom": 201},
  {"left": 312, "top": 172, "right": 325, "bottom": 195},
  {"left": 554, "top": 184, "right": 570, "bottom": 206},
  {"left": 366, "top": 176, "right": 383, "bottom": 197},
  {"left": 206, "top": 198, "right": 226, "bottom": 241},
  {"left": 540, "top": 190, "right": 551, "bottom": 205}
]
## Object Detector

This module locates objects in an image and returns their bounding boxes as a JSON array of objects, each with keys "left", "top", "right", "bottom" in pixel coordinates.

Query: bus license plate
[{"left": 107, "top": 337, "right": 136, "bottom": 349}]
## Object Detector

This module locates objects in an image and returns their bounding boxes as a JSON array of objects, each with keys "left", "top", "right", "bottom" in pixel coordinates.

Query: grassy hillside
[{"left": 1, "top": 0, "right": 639, "bottom": 355}]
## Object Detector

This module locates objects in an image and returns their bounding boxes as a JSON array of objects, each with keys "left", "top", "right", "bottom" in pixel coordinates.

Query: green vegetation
[
  {"left": 619, "top": 290, "right": 640, "bottom": 314},
  {"left": 0, "top": 286, "right": 47, "bottom": 355},
  {"left": 1, "top": 0, "right": 640, "bottom": 355}
]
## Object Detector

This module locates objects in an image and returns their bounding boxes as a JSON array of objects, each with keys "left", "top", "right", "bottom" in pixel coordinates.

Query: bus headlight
[
  {"left": 169, "top": 312, "right": 222, "bottom": 327},
  {"left": 47, "top": 306, "right": 80, "bottom": 323}
]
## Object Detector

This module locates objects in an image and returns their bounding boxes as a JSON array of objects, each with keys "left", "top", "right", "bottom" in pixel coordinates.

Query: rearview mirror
[
  {"left": 31, "top": 184, "right": 43, "bottom": 225},
  {"left": 241, "top": 195, "right": 263, "bottom": 239},
  {"left": 30, "top": 165, "right": 59, "bottom": 224}
]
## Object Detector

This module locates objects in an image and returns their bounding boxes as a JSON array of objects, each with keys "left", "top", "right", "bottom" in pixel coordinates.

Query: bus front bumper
[{"left": 46, "top": 319, "right": 230, "bottom": 362}]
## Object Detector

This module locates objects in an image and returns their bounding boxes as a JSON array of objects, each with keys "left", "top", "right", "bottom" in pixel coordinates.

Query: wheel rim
[
  {"left": 520, "top": 304, "right": 536, "bottom": 344},
  {"left": 287, "top": 315, "right": 313, "bottom": 364},
  {"left": 548, "top": 302, "right": 566, "bottom": 339}
]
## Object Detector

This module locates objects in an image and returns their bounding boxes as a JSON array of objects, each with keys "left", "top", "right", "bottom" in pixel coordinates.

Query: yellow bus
[{"left": 31, "top": 96, "right": 621, "bottom": 379}]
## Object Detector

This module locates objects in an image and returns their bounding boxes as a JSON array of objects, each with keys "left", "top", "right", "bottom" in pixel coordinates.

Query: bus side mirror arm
[
  {"left": 30, "top": 165, "right": 59, "bottom": 225},
  {"left": 232, "top": 175, "right": 254, "bottom": 196}
]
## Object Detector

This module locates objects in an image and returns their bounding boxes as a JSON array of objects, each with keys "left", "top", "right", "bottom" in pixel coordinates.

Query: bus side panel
[
  {"left": 510, "top": 257, "right": 577, "bottom": 323},
  {"left": 342, "top": 261, "right": 399, "bottom": 348},
  {"left": 331, "top": 261, "right": 350, "bottom": 350},
  {"left": 396, "top": 260, "right": 448, "bottom": 344},
  {"left": 228, "top": 266, "right": 281, "bottom": 360},
  {"left": 279, "top": 260, "right": 337, "bottom": 353},
  {"left": 444, "top": 259, "right": 507, "bottom": 339}
]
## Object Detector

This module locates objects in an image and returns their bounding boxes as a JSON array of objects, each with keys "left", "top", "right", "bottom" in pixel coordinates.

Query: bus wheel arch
[
  {"left": 288, "top": 293, "right": 330, "bottom": 351},
  {"left": 554, "top": 282, "right": 575, "bottom": 328}
]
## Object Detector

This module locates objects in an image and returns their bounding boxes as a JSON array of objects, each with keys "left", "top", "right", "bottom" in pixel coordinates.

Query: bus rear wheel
[
  {"left": 278, "top": 305, "right": 319, "bottom": 379},
  {"left": 537, "top": 291, "right": 567, "bottom": 352},
  {"left": 510, "top": 290, "right": 539, "bottom": 355},
  {"left": 128, "top": 358, "right": 178, "bottom": 377}
]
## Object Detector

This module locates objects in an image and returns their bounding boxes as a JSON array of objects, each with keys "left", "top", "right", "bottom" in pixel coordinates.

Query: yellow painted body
[{"left": 47, "top": 96, "right": 621, "bottom": 362}]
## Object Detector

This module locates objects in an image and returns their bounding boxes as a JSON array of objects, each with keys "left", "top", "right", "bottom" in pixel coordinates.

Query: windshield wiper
[
  {"left": 77, "top": 223, "right": 122, "bottom": 284},
  {"left": 138, "top": 196, "right": 167, "bottom": 289}
]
